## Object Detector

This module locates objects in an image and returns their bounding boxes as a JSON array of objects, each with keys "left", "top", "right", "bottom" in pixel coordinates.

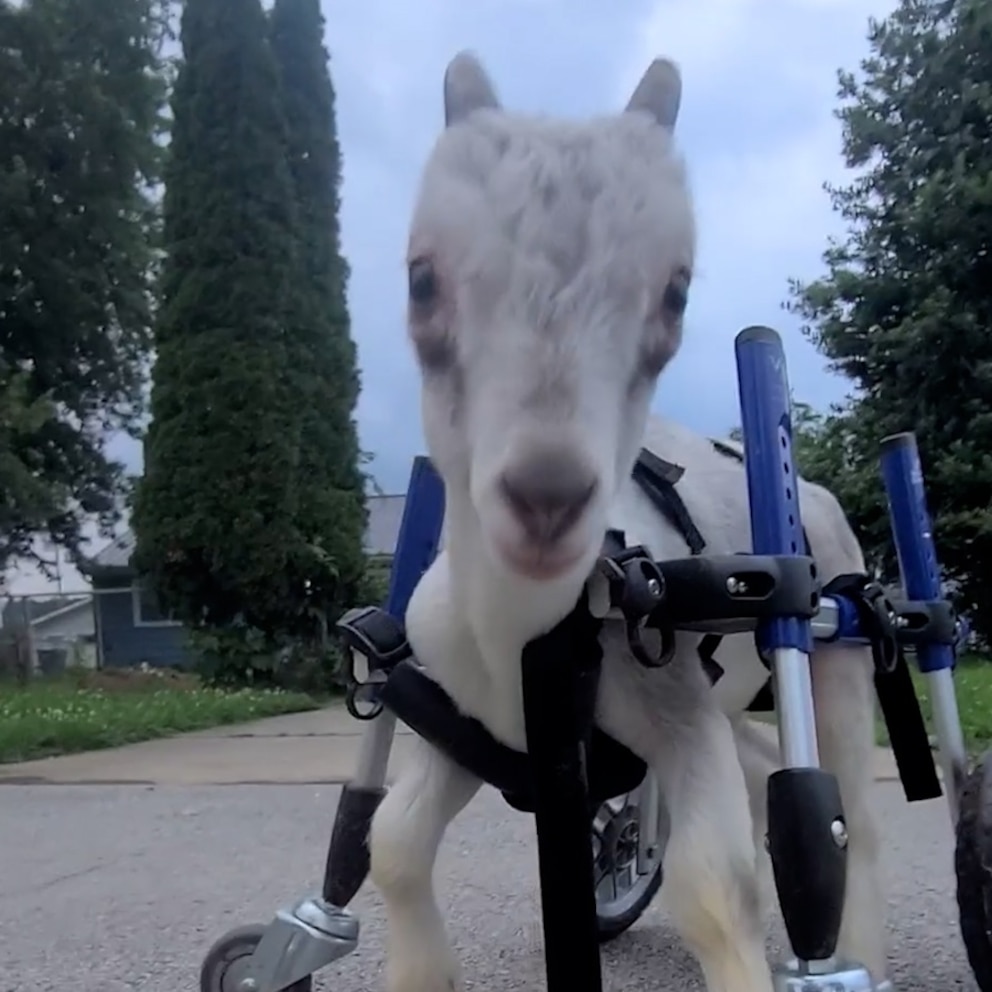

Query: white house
[
  {"left": 0, "top": 594, "right": 98, "bottom": 674},
  {"left": 30, "top": 596, "right": 95, "bottom": 648}
]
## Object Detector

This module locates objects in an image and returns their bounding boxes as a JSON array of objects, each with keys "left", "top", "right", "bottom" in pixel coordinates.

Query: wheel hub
[
  {"left": 231, "top": 970, "right": 258, "bottom": 992},
  {"left": 597, "top": 804, "right": 640, "bottom": 873},
  {"left": 217, "top": 954, "right": 258, "bottom": 992}
]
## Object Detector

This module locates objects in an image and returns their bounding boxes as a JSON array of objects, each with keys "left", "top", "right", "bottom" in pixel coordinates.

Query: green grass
[
  {"left": 888, "top": 654, "right": 992, "bottom": 754},
  {"left": 0, "top": 666, "right": 321, "bottom": 764},
  {"left": 752, "top": 654, "right": 992, "bottom": 755}
]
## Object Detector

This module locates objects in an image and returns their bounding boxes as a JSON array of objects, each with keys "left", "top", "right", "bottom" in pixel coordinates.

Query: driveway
[{"left": 0, "top": 705, "right": 979, "bottom": 991}]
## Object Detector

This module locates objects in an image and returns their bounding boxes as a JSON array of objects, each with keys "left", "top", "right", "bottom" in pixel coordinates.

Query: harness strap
[
  {"left": 635, "top": 444, "right": 755, "bottom": 676},
  {"left": 821, "top": 573, "right": 942, "bottom": 803},
  {"left": 697, "top": 633, "right": 728, "bottom": 686},
  {"left": 632, "top": 448, "right": 706, "bottom": 555},
  {"left": 629, "top": 441, "right": 807, "bottom": 709},
  {"left": 632, "top": 447, "right": 726, "bottom": 689}
]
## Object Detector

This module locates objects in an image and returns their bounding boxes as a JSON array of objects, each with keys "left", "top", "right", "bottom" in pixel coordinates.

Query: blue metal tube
[
  {"left": 878, "top": 433, "right": 953, "bottom": 674},
  {"left": 879, "top": 432, "right": 965, "bottom": 819},
  {"left": 734, "top": 326, "right": 813, "bottom": 655},
  {"left": 319, "top": 456, "right": 448, "bottom": 919},
  {"left": 735, "top": 326, "right": 819, "bottom": 771},
  {"left": 811, "top": 595, "right": 864, "bottom": 643},
  {"left": 384, "top": 455, "right": 446, "bottom": 619},
  {"left": 349, "top": 455, "right": 445, "bottom": 788}
]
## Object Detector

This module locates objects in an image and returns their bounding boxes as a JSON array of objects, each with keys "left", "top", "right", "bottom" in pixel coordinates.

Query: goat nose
[{"left": 499, "top": 454, "right": 597, "bottom": 545}]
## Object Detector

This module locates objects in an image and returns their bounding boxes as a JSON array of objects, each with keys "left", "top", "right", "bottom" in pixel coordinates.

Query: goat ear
[
  {"left": 443, "top": 51, "right": 501, "bottom": 126},
  {"left": 624, "top": 58, "right": 682, "bottom": 131}
]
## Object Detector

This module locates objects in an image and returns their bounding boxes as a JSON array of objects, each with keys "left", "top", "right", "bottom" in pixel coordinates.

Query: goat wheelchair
[{"left": 200, "top": 325, "right": 989, "bottom": 992}]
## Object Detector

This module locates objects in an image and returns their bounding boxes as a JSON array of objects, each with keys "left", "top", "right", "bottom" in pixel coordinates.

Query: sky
[{"left": 5, "top": 0, "right": 898, "bottom": 597}]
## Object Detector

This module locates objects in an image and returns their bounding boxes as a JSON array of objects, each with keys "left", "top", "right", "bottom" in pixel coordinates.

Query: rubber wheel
[
  {"left": 593, "top": 790, "right": 666, "bottom": 942},
  {"left": 200, "top": 923, "right": 313, "bottom": 992},
  {"left": 956, "top": 752, "right": 992, "bottom": 992}
]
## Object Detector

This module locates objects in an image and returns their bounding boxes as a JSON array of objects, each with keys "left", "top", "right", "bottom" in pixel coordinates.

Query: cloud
[
  {"left": 658, "top": 107, "right": 855, "bottom": 425},
  {"left": 331, "top": 0, "right": 656, "bottom": 493},
  {"left": 340, "top": 0, "right": 901, "bottom": 480},
  {"left": 6, "top": 0, "right": 901, "bottom": 594},
  {"left": 619, "top": 0, "right": 900, "bottom": 433}
]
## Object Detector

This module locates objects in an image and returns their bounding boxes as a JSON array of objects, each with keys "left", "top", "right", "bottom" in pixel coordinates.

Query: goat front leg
[
  {"left": 731, "top": 714, "right": 780, "bottom": 919},
  {"left": 812, "top": 642, "right": 888, "bottom": 983},
  {"left": 369, "top": 738, "right": 481, "bottom": 992},
  {"left": 600, "top": 663, "right": 773, "bottom": 992},
  {"left": 660, "top": 709, "right": 774, "bottom": 992}
]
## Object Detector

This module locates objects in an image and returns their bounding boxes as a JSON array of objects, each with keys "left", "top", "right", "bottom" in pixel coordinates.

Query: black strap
[
  {"left": 697, "top": 633, "right": 726, "bottom": 685},
  {"left": 821, "top": 573, "right": 942, "bottom": 803},
  {"left": 631, "top": 449, "right": 725, "bottom": 687},
  {"left": 630, "top": 442, "right": 808, "bottom": 697},
  {"left": 632, "top": 449, "right": 706, "bottom": 556},
  {"left": 710, "top": 437, "right": 744, "bottom": 462},
  {"left": 521, "top": 589, "right": 605, "bottom": 992}
]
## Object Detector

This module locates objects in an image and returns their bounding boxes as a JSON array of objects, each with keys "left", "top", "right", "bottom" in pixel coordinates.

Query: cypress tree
[
  {"left": 132, "top": 0, "right": 316, "bottom": 644},
  {"left": 269, "top": 0, "right": 367, "bottom": 617}
]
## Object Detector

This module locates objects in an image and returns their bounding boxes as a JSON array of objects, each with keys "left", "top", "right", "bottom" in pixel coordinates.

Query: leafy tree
[
  {"left": 0, "top": 0, "right": 171, "bottom": 573},
  {"left": 269, "top": 0, "right": 367, "bottom": 616},
  {"left": 787, "top": 0, "right": 992, "bottom": 640},
  {"left": 729, "top": 399, "right": 845, "bottom": 480},
  {"left": 132, "top": 0, "right": 321, "bottom": 649},
  {"left": 0, "top": 364, "right": 57, "bottom": 547}
]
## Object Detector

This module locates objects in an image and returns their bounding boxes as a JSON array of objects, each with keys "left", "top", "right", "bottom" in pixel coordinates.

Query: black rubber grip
[
  {"left": 767, "top": 767, "right": 847, "bottom": 962},
  {"left": 322, "top": 783, "right": 386, "bottom": 908}
]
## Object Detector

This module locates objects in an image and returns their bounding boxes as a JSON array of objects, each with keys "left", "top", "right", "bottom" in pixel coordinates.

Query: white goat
[{"left": 368, "top": 52, "right": 886, "bottom": 992}]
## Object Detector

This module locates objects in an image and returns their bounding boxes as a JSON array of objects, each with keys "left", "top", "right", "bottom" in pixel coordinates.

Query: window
[{"left": 131, "top": 582, "right": 180, "bottom": 628}]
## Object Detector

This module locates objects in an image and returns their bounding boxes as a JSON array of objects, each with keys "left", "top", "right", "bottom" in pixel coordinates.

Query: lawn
[
  {"left": 903, "top": 654, "right": 992, "bottom": 753},
  {"left": 750, "top": 654, "right": 992, "bottom": 755},
  {"left": 5, "top": 654, "right": 988, "bottom": 767},
  {"left": 0, "top": 666, "right": 321, "bottom": 764}
]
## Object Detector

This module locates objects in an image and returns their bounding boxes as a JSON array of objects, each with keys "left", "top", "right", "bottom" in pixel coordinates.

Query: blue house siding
[
  {"left": 94, "top": 587, "right": 191, "bottom": 669},
  {"left": 85, "top": 493, "right": 412, "bottom": 670}
]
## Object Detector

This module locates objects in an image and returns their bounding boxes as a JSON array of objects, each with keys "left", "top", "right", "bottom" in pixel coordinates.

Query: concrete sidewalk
[
  {"left": 0, "top": 703, "right": 907, "bottom": 786},
  {"left": 0, "top": 703, "right": 419, "bottom": 786}
]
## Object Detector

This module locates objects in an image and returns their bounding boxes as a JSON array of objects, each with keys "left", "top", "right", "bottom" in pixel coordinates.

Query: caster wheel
[
  {"left": 956, "top": 751, "right": 992, "bottom": 992},
  {"left": 200, "top": 923, "right": 313, "bottom": 992},
  {"left": 593, "top": 788, "right": 666, "bottom": 942}
]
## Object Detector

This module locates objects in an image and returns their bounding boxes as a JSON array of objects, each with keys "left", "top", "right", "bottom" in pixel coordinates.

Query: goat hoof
[
  {"left": 385, "top": 951, "right": 464, "bottom": 992},
  {"left": 386, "top": 973, "right": 463, "bottom": 992}
]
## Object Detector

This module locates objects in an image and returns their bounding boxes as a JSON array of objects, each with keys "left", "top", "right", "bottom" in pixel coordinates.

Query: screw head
[
  {"left": 830, "top": 817, "right": 848, "bottom": 848},
  {"left": 647, "top": 577, "right": 662, "bottom": 598},
  {"left": 727, "top": 577, "right": 739, "bottom": 594}
]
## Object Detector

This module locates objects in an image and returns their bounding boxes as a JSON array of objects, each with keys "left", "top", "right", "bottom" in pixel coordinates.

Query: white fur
[{"left": 369, "top": 52, "right": 886, "bottom": 992}]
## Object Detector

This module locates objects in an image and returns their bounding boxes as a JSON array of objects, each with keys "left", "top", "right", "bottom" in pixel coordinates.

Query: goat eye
[
  {"left": 661, "top": 279, "right": 688, "bottom": 318},
  {"left": 414, "top": 336, "right": 457, "bottom": 374},
  {"left": 409, "top": 258, "right": 439, "bottom": 306}
]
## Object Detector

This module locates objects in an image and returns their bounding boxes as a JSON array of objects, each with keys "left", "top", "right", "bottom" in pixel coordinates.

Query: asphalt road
[{"left": 0, "top": 781, "right": 979, "bottom": 992}]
